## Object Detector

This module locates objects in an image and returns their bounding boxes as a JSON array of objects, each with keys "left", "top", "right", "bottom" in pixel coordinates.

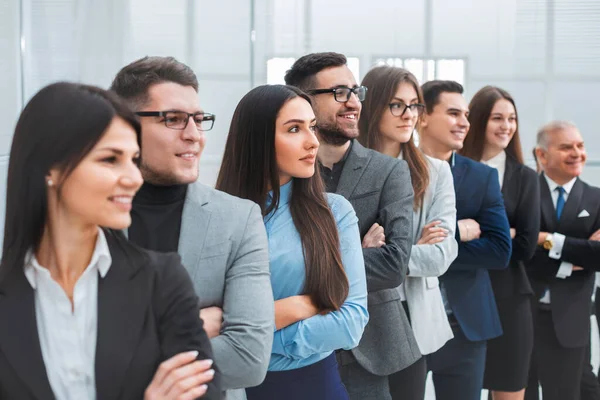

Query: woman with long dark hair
[
  {"left": 461, "top": 85, "right": 540, "bottom": 400},
  {"left": 0, "top": 82, "right": 220, "bottom": 399},
  {"left": 216, "top": 84, "right": 368, "bottom": 400},
  {"left": 358, "top": 66, "right": 458, "bottom": 400}
]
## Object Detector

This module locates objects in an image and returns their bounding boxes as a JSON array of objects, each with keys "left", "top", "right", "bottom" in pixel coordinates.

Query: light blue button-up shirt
[{"left": 265, "top": 180, "right": 369, "bottom": 371}]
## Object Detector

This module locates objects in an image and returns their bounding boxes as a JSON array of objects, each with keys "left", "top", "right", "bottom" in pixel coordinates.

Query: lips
[
  {"left": 176, "top": 152, "right": 198, "bottom": 160},
  {"left": 300, "top": 154, "right": 316, "bottom": 162}
]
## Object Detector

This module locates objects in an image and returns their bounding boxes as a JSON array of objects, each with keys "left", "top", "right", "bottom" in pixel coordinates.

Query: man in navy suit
[{"left": 419, "top": 80, "right": 512, "bottom": 400}]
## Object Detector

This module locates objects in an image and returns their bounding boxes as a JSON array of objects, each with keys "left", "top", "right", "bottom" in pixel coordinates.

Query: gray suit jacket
[
  {"left": 336, "top": 141, "right": 420, "bottom": 376},
  {"left": 402, "top": 155, "right": 457, "bottom": 354},
  {"left": 130, "top": 183, "right": 274, "bottom": 400}
]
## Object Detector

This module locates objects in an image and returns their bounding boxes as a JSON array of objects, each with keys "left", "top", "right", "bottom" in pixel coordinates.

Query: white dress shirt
[
  {"left": 24, "top": 228, "right": 112, "bottom": 400},
  {"left": 481, "top": 150, "right": 506, "bottom": 189}
]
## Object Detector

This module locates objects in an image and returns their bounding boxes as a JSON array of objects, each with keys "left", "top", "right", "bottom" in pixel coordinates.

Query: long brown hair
[
  {"left": 358, "top": 66, "right": 429, "bottom": 210},
  {"left": 216, "top": 84, "right": 349, "bottom": 311},
  {"left": 461, "top": 86, "right": 524, "bottom": 164}
]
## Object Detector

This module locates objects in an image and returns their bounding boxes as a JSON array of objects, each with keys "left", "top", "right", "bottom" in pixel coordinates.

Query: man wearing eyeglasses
[
  {"left": 110, "top": 56, "right": 274, "bottom": 400},
  {"left": 285, "top": 52, "right": 417, "bottom": 400}
]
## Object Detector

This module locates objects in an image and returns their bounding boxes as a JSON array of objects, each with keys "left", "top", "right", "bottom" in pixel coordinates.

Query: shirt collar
[
  {"left": 24, "top": 227, "right": 112, "bottom": 289},
  {"left": 266, "top": 179, "right": 294, "bottom": 212},
  {"left": 448, "top": 151, "right": 456, "bottom": 168},
  {"left": 544, "top": 173, "right": 577, "bottom": 195},
  {"left": 481, "top": 151, "right": 506, "bottom": 169}
]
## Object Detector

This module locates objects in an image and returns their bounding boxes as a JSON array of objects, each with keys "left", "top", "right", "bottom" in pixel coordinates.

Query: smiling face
[
  {"left": 48, "top": 117, "right": 143, "bottom": 230},
  {"left": 310, "top": 65, "right": 361, "bottom": 146},
  {"left": 484, "top": 98, "right": 517, "bottom": 155},
  {"left": 420, "top": 91, "right": 470, "bottom": 153},
  {"left": 538, "top": 126, "right": 586, "bottom": 184},
  {"left": 378, "top": 82, "right": 420, "bottom": 149},
  {"left": 274, "top": 97, "right": 319, "bottom": 185},
  {"left": 137, "top": 82, "right": 205, "bottom": 185}
]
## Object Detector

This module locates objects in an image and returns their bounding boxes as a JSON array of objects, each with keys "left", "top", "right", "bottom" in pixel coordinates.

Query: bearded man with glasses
[{"left": 285, "top": 52, "right": 417, "bottom": 400}]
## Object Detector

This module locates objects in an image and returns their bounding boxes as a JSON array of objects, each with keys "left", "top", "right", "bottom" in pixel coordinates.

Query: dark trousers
[
  {"left": 388, "top": 353, "right": 426, "bottom": 400},
  {"left": 246, "top": 353, "right": 349, "bottom": 400},
  {"left": 426, "top": 320, "right": 487, "bottom": 400},
  {"left": 581, "top": 339, "right": 600, "bottom": 400},
  {"left": 527, "top": 308, "right": 586, "bottom": 400}
]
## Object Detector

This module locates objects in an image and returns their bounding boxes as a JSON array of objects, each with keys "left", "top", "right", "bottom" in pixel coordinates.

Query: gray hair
[{"left": 536, "top": 120, "right": 578, "bottom": 150}]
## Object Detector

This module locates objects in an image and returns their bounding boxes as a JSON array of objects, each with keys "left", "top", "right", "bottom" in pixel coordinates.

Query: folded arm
[{"left": 362, "top": 161, "right": 414, "bottom": 291}]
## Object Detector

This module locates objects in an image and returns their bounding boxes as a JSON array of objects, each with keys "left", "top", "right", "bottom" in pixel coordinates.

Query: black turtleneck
[{"left": 129, "top": 182, "right": 188, "bottom": 252}]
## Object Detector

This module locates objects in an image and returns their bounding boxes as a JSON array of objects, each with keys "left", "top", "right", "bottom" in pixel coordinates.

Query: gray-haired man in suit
[
  {"left": 285, "top": 52, "right": 417, "bottom": 400},
  {"left": 111, "top": 56, "right": 274, "bottom": 400}
]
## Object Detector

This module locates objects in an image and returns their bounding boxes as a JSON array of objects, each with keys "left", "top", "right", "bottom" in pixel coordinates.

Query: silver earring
[{"left": 47, "top": 179, "right": 53, "bottom": 187}]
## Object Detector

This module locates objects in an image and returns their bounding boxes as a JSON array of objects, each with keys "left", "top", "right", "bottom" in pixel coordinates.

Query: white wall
[{"left": 0, "top": 0, "right": 21, "bottom": 249}]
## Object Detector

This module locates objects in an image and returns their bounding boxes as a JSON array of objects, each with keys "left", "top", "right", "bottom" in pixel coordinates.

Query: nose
[
  {"left": 345, "top": 91, "right": 361, "bottom": 109},
  {"left": 401, "top": 107, "right": 415, "bottom": 119},
  {"left": 121, "top": 161, "right": 144, "bottom": 190},
  {"left": 459, "top": 114, "right": 470, "bottom": 129},
  {"left": 181, "top": 116, "right": 204, "bottom": 143},
  {"left": 305, "top": 128, "right": 320, "bottom": 150}
]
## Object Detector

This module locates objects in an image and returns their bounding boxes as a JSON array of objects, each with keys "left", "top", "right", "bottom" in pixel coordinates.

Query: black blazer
[
  {"left": 488, "top": 155, "right": 540, "bottom": 298},
  {"left": 0, "top": 230, "right": 221, "bottom": 399},
  {"left": 527, "top": 175, "right": 600, "bottom": 348}
]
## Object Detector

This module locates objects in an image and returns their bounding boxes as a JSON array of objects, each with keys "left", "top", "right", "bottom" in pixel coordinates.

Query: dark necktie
[{"left": 556, "top": 186, "right": 566, "bottom": 219}]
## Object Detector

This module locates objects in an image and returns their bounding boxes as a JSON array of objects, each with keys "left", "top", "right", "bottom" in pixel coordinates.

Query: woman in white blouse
[
  {"left": 358, "top": 66, "right": 458, "bottom": 400},
  {"left": 0, "top": 82, "right": 220, "bottom": 400}
]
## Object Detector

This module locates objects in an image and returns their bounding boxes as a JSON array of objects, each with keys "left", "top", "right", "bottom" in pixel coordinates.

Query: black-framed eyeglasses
[
  {"left": 136, "top": 111, "right": 216, "bottom": 131},
  {"left": 389, "top": 102, "right": 425, "bottom": 117},
  {"left": 307, "top": 86, "right": 368, "bottom": 103}
]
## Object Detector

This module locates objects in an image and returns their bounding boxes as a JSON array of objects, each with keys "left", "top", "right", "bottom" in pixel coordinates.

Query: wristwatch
[{"left": 543, "top": 233, "right": 554, "bottom": 250}]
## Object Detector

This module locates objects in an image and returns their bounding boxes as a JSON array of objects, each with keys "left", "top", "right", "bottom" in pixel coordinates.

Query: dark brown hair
[
  {"left": 110, "top": 56, "right": 198, "bottom": 110},
  {"left": 461, "top": 86, "right": 524, "bottom": 164},
  {"left": 216, "top": 84, "right": 349, "bottom": 311},
  {"left": 1, "top": 82, "right": 141, "bottom": 283},
  {"left": 284, "top": 52, "right": 347, "bottom": 91},
  {"left": 358, "top": 66, "right": 429, "bottom": 210},
  {"left": 421, "top": 80, "right": 464, "bottom": 114}
]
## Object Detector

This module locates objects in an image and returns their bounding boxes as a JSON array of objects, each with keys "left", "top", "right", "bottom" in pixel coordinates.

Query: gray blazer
[
  {"left": 336, "top": 141, "right": 420, "bottom": 376},
  {"left": 401, "top": 155, "right": 457, "bottom": 355},
  {"left": 131, "top": 183, "right": 274, "bottom": 400}
]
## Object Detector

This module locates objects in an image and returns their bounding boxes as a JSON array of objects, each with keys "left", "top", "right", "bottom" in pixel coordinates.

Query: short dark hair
[
  {"left": 2, "top": 82, "right": 140, "bottom": 283},
  {"left": 421, "top": 80, "right": 464, "bottom": 114},
  {"left": 110, "top": 56, "right": 198, "bottom": 110},
  {"left": 284, "top": 52, "right": 347, "bottom": 91}
]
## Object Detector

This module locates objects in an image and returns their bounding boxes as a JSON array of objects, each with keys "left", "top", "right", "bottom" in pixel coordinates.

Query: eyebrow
[
  {"left": 392, "top": 97, "right": 419, "bottom": 103},
  {"left": 283, "top": 118, "right": 317, "bottom": 125},
  {"left": 96, "top": 147, "right": 139, "bottom": 155},
  {"left": 447, "top": 107, "right": 467, "bottom": 113},
  {"left": 491, "top": 112, "right": 516, "bottom": 116}
]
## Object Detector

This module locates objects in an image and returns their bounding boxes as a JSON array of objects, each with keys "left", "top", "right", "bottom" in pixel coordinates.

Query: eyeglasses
[
  {"left": 389, "top": 102, "right": 425, "bottom": 117},
  {"left": 136, "top": 111, "right": 216, "bottom": 131},
  {"left": 307, "top": 86, "right": 368, "bottom": 103}
]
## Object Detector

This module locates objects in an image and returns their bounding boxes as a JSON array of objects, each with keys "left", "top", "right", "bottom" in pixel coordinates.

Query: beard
[{"left": 317, "top": 120, "right": 359, "bottom": 146}]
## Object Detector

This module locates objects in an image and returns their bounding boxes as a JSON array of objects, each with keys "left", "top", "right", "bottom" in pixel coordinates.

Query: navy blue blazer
[{"left": 440, "top": 153, "right": 512, "bottom": 342}]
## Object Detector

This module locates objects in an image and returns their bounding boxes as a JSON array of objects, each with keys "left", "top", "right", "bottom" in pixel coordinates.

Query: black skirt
[{"left": 483, "top": 294, "right": 534, "bottom": 391}]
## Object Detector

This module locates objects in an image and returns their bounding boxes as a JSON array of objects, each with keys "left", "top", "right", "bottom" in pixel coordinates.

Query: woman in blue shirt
[{"left": 216, "top": 84, "right": 368, "bottom": 400}]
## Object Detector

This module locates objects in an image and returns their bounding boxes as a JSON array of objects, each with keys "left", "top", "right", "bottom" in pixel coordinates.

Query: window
[
  {"left": 267, "top": 57, "right": 361, "bottom": 85},
  {"left": 373, "top": 57, "right": 466, "bottom": 86}
]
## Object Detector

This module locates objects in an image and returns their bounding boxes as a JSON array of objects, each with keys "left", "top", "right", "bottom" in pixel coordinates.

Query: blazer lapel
[
  {"left": 0, "top": 268, "right": 55, "bottom": 400},
  {"left": 501, "top": 156, "right": 517, "bottom": 196},
  {"left": 451, "top": 154, "right": 468, "bottom": 194},
  {"left": 95, "top": 231, "right": 151, "bottom": 400},
  {"left": 539, "top": 173, "right": 557, "bottom": 232},
  {"left": 336, "top": 141, "right": 370, "bottom": 198},
  {"left": 558, "top": 178, "right": 584, "bottom": 229},
  {"left": 178, "top": 182, "right": 211, "bottom": 270}
]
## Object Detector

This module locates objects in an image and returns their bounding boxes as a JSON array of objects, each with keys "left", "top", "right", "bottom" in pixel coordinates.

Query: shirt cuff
[
  {"left": 549, "top": 233, "right": 566, "bottom": 260},
  {"left": 556, "top": 262, "right": 574, "bottom": 279}
]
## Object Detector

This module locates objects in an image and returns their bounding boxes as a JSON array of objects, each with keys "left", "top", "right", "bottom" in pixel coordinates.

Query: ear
[
  {"left": 535, "top": 147, "right": 547, "bottom": 166},
  {"left": 46, "top": 168, "right": 61, "bottom": 188}
]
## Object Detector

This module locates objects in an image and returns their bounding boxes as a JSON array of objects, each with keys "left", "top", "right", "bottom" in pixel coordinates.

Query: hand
[
  {"left": 199, "top": 307, "right": 223, "bottom": 339},
  {"left": 417, "top": 220, "right": 448, "bottom": 245},
  {"left": 144, "top": 351, "right": 214, "bottom": 400},
  {"left": 510, "top": 228, "right": 516, "bottom": 239},
  {"left": 537, "top": 232, "right": 550, "bottom": 246},
  {"left": 573, "top": 266, "right": 584, "bottom": 271},
  {"left": 362, "top": 223, "right": 385, "bottom": 248},
  {"left": 589, "top": 229, "right": 600, "bottom": 241},
  {"left": 457, "top": 219, "right": 481, "bottom": 242}
]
